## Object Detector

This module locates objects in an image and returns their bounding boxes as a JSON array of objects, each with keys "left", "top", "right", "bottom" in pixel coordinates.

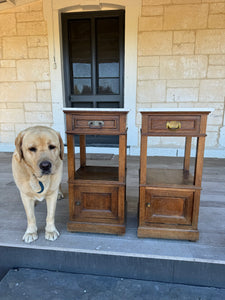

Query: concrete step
[
  {"left": 1, "top": 268, "right": 225, "bottom": 300},
  {"left": 1, "top": 245, "right": 225, "bottom": 289}
]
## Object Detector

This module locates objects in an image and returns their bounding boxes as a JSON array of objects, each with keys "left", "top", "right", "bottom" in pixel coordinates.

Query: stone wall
[
  {"left": 0, "top": 0, "right": 52, "bottom": 145},
  {"left": 137, "top": 0, "right": 225, "bottom": 149}
]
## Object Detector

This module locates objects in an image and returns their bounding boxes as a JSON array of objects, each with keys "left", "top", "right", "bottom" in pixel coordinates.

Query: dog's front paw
[
  {"left": 45, "top": 229, "right": 59, "bottom": 241},
  {"left": 23, "top": 231, "right": 38, "bottom": 243}
]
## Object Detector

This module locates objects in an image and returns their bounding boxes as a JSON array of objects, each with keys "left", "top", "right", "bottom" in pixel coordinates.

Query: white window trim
[{"left": 43, "top": 0, "right": 141, "bottom": 150}]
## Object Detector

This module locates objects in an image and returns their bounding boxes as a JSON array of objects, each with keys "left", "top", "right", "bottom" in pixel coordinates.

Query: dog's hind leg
[
  {"left": 57, "top": 183, "right": 64, "bottom": 200},
  {"left": 21, "top": 193, "right": 38, "bottom": 243}
]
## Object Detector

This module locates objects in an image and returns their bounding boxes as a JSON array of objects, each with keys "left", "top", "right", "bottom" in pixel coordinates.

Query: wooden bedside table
[
  {"left": 138, "top": 109, "right": 211, "bottom": 241},
  {"left": 63, "top": 108, "right": 129, "bottom": 235}
]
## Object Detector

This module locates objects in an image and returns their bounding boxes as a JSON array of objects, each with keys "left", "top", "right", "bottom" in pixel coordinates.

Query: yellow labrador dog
[{"left": 12, "top": 126, "right": 64, "bottom": 243}]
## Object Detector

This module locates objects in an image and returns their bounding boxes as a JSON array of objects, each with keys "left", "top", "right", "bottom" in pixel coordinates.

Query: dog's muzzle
[{"left": 39, "top": 160, "right": 52, "bottom": 175}]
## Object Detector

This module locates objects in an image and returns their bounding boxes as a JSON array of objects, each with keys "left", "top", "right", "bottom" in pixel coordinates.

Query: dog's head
[{"left": 15, "top": 126, "right": 64, "bottom": 178}]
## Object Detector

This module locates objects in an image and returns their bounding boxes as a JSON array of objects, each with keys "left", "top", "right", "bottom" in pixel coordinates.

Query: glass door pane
[
  {"left": 69, "top": 19, "right": 92, "bottom": 95},
  {"left": 96, "top": 17, "right": 120, "bottom": 95}
]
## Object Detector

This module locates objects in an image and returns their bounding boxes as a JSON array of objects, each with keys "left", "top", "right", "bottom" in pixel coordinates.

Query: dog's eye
[
  {"left": 29, "top": 147, "right": 37, "bottom": 152},
  {"left": 49, "top": 145, "right": 56, "bottom": 150}
]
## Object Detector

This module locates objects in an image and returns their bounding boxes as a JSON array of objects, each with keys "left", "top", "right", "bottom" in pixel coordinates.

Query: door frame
[{"left": 43, "top": 0, "right": 141, "bottom": 151}]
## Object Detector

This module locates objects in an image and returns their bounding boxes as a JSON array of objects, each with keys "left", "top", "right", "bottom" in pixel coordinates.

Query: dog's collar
[{"left": 37, "top": 181, "right": 44, "bottom": 194}]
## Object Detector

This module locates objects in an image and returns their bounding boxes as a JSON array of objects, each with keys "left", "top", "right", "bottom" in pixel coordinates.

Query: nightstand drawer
[
  {"left": 146, "top": 115, "right": 201, "bottom": 136},
  {"left": 66, "top": 113, "right": 127, "bottom": 135}
]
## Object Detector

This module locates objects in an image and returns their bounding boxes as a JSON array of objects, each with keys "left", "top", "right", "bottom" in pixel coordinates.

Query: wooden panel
[
  {"left": 146, "top": 115, "right": 201, "bottom": 136},
  {"left": 72, "top": 185, "right": 121, "bottom": 223},
  {"left": 144, "top": 189, "right": 194, "bottom": 225}
]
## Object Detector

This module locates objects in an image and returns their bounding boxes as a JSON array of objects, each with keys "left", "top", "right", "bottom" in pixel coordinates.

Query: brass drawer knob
[
  {"left": 166, "top": 121, "right": 181, "bottom": 130},
  {"left": 146, "top": 203, "right": 151, "bottom": 208}
]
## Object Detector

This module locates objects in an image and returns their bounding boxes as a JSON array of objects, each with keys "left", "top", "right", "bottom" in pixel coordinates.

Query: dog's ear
[
  {"left": 57, "top": 132, "right": 64, "bottom": 160},
  {"left": 14, "top": 131, "right": 25, "bottom": 162}
]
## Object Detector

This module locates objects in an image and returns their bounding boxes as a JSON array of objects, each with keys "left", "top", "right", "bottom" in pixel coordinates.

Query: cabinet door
[
  {"left": 72, "top": 185, "right": 124, "bottom": 224},
  {"left": 142, "top": 188, "right": 194, "bottom": 225}
]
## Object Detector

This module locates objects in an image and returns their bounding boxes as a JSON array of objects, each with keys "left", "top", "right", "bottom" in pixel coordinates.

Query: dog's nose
[{"left": 39, "top": 161, "right": 52, "bottom": 173}]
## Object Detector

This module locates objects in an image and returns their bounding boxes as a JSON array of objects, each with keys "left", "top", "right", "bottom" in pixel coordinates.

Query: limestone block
[
  {"left": 16, "top": 11, "right": 43, "bottom": 22},
  {"left": 7, "top": 103, "right": 23, "bottom": 109},
  {"left": 25, "top": 112, "right": 53, "bottom": 123},
  {"left": 0, "top": 82, "right": 36, "bottom": 102},
  {"left": 0, "top": 14, "right": 16, "bottom": 36},
  {"left": 17, "top": 22, "right": 47, "bottom": 36},
  {"left": 37, "top": 90, "right": 52, "bottom": 102},
  {"left": 137, "top": 80, "right": 166, "bottom": 102},
  {"left": 138, "top": 56, "right": 159, "bottom": 67},
  {"left": 173, "top": 31, "right": 195, "bottom": 43},
  {"left": 27, "top": 36, "right": 48, "bottom": 47},
  {"left": 143, "top": 0, "right": 171, "bottom": 5},
  {"left": 207, "top": 66, "right": 225, "bottom": 78},
  {"left": 158, "top": 137, "right": 185, "bottom": 147},
  {"left": 29, "top": 1, "right": 43, "bottom": 11},
  {"left": 36, "top": 81, "right": 51, "bottom": 90},
  {"left": 0, "top": 68, "right": 16, "bottom": 81},
  {"left": 0, "top": 131, "right": 15, "bottom": 143},
  {"left": 138, "top": 31, "right": 172, "bottom": 55},
  {"left": 139, "top": 16, "right": 163, "bottom": 31},
  {"left": 17, "top": 59, "right": 50, "bottom": 81},
  {"left": 164, "top": 4, "right": 208, "bottom": 30},
  {"left": 205, "top": 131, "right": 218, "bottom": 147},
  {"left": 199, "top": 79, "right": 225, "bottom": 102},
  {"left": 0, "top": 103, "right": 6, "bottom": 109},
  {"left": 203, "top": 0, "right": 225, "bottom": 3},
  {"left": 151, "top": 102, "right": 178, "bottom": 108},
  {"left": 209, "top": 55, "right": 225, "bottom": 65},
  {"left": 24, "top": 103, "right": 52, "bottom": 112},
  {"left": 219, "top": 126, "right": 225, "bottom": 147},
  {"left": 3, "top": 37, "right": 27, "bottom": 59},
  {"left": 0, "top": 109, "right": 24, "bottom": 123},
  {"left": 208, "top": 14, "right": 225, "bottom": 29},
  {"left": 160, "top": 55, "right": 208, "bottom": 79},
  {"left": 28, "top": 47, "right": 48, "bottom": 59},
  {"left": 172, "top": 0, "right": 201, "bottom": 3},
  {"left": 141, "top": 6, "right": 163, "bottom": 16},
  {"left": 207, "top": 110, "right": 223, "bottom": 125},
  {"left": 173, "top": 43, "right": 194, "bottom": 55},
  {"left": 138, "top": 67, "right": 159, "bottom": 80},
  {"left": 0, "top": 123, "right": 14, "bottom": 131},
  {"left": 0, "top": 39, "right": 2, "bottom": 59},
  {"left": 167, "top": 80, "right": 199, "bottom": 88},
  {"left": 196, "top": 30, "right": 225, "bottom": 54},
  {"left": 167, "top": 88, "right": 198, "bottom": 102},
  {"left": 0, "top": 60, "right": 16, "bottom": 68},
  {"left": 210, "top": 3, "right": 225, "bottom": 14}
]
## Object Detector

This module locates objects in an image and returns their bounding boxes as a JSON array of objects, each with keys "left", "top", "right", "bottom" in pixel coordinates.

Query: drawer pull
[
  {"left": 166, "top": 121, "right": 181, "bottom": 130},
  {"left": 88, "top": 120, "right": 104, "bottom": 129},
  {"left": 75, "top": 201, "right": 81, "bottom": 206},
  {"left": 146, "top": 203, "right": 151, "bottom": 208}
]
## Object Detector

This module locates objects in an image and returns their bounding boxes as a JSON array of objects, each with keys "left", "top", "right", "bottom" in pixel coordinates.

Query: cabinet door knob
[
  {"left": 166, "top": 121, "right": 181, "bottom": 130},
  {"left": 146, "top": 203, "right": 151, "bottom": 208},
  {"left": 75, "top": 201, "right": 81, "bottom": 206}
]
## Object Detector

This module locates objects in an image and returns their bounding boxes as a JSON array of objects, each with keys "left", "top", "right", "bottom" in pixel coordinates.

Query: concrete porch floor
[{"left": 0, "top": 152, "right": 225, "bottom": 288}]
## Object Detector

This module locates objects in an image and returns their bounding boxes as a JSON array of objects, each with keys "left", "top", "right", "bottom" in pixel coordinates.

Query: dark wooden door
[{"left": 62, "top": 11, "right": 125, "bottom": 146}]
